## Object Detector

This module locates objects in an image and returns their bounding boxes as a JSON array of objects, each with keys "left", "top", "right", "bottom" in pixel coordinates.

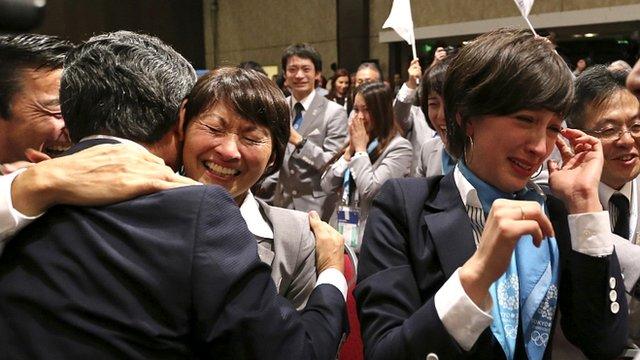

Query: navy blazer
[
  {"left": 356, "top": 173, "right": 627, "bottom": 359},
  {"left": 0, "top": 140, "right": 346, "bottom": 359}
]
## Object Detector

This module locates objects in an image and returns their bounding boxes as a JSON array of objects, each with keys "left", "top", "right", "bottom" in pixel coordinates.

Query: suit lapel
[
  {"left": 371, "top": 136, "right": 397, "bottom": 167},
  {"left": 298, "top": 93, "right": 324, "bottom": 136},
  {"left": 255, "top": 199, "right": 276, "bottom": 266},
  {"left": 423, "top": 172, "right": 477, "bottom": 279}
]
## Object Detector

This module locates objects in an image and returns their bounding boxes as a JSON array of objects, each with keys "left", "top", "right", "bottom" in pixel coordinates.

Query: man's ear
[{"left": 176, "top": 99, "right": 188, "bottom": 142}]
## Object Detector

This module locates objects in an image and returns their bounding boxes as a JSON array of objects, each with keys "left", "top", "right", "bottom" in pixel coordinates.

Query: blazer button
[
  {"left": 611, "top": 301, "right": 620, "bottom": 314},
  {"left": 426, "top": 353, "right": 439, "bottom": 360},
  {"left": 289, "top": 169, "right": 295, "bottom": 175},
  {"left": 292, "top": 190, "right": 298, "bottom": 196},
  {"left": 610, "top": 290, "right": 617, "bottom": 302},
  {"left": 609, "top": 277, "right": 617, "bottom": 289}
]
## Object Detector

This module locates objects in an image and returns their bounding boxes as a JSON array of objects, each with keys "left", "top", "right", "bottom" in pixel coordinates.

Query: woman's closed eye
[
  {"left": 202, "top": 123, "right": 225, "bottom": 135},
  {"left": 547, "top": 124, "right": 562, "bottom": 134},
  {"left": 242, "top": 134, "right": 267, "bottom": 145},
  {"left": 515, "top": 115, "right": 535, "bottom": 124}
]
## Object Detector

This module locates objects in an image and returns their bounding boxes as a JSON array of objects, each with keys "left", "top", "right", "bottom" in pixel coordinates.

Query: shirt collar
[
  {"left": 291, "top": 89, "right": 316, "bottom": 112},
  {"left": 454, "top": 165, "right": 482, "bottom": 210},
  {"left": 453, "top": 163, "right": 544, "bottom": 213},
  {"left": 239, "top": 190, "right": 274, "bottom": 239},
  {"left": 79, "top": 135, "right": 148, "bottom": 152},
  {"left": 599, "top": 180, "right": 633, "bottom": 210}
]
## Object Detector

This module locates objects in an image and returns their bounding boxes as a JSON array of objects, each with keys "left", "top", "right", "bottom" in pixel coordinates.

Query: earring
[{"left": 464, "top": 135, "right": 474, "bottom": 164}]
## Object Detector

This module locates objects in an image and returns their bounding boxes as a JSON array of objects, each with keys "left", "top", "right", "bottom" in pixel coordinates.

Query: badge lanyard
[{"left": 337, "top": 138, "right": 378, "bottom": 251}]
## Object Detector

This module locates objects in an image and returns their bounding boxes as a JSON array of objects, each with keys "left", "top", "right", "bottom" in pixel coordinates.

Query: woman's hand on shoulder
[
  {"left": 548, "top": 128, "right": 603, "bottom": 214},
  {"left": 460, "top": 199, "right": 554, "bottom": 306}
]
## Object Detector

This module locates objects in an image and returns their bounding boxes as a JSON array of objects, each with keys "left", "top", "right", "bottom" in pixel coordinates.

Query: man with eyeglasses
[{"left": 565, "top": 64, "right": 640, "bottom": 353}]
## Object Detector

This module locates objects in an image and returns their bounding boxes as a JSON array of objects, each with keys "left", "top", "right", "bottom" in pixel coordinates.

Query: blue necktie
[{"left": 292, "top": 102, "right": 304, "bottom": 130}]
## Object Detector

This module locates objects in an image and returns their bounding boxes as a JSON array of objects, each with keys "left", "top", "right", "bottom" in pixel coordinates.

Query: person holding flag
[{"left": 356, "top": 28, "right": 627, "bottom": 360}]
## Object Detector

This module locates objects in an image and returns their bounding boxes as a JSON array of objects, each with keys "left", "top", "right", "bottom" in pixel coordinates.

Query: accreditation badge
[{"left": 337, "top": 205, "right": 360, "bottom": 250}]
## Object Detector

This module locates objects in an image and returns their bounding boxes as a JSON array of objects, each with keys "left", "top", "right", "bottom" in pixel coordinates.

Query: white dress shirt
[
  {"left": 433, "top": 166, "right": 614, "bottom": 351},
  {"left": 290, "top": 89, "right": 316, "bottom": 121}
]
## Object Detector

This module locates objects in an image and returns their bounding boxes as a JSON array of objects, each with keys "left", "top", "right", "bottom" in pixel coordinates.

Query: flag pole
[
  {"left": 523, "top": 16, "right": 538, "bottom": 37},
  {"left": 411, "top": 33, "right": 417, "bottom": 60},
  {"left": 411, "top": 33, "right": 419, "bottom": 85}
]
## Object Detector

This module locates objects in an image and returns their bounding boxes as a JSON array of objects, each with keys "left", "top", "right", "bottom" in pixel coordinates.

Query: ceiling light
[{"left": 584, "top": 33, "right": 598, "bottom": 38}]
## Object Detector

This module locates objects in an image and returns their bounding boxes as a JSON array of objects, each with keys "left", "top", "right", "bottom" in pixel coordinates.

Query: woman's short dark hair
[
  {"left": 420, "top": 58, "right": 450, "bottom": 130},
  {"left": 444, "top": 28, "right": 574, "bottom": 159},
  {"left": 183, "top": 67, "right": 290, "bottom": 178}
]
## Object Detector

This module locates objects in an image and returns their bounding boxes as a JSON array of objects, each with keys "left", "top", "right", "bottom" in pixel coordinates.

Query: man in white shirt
[
  {"left": 564, "top": 64, "right": 640, "bottom": 351},
  {"left": 260, "top": 43, "right": 347, "bottom": 220}
]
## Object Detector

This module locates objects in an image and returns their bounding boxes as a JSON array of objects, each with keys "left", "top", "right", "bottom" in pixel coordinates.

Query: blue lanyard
[{"left": 342, "top": 138, "right": 379, "bottom": 204}]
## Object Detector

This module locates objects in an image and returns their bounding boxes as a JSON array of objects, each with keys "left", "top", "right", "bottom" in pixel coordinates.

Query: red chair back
[{"left": 338, "top": 246, "right": 363, "bottom": 360}]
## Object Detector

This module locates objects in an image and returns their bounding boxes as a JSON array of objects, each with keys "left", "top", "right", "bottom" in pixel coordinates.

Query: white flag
[
  {"left": 513, "top": 0, "right": 534, "bottom": 17},
  {"left": 382, "top": 0, "right": 415, "bottom": 46},
  {"left": 513, "top": 0, "right": 537, "bottom": 36}
]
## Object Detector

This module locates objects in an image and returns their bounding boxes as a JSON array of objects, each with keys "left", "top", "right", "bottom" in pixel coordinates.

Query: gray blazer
[
  {"left": 393, "top": 97, "right": 435, "bottom": 176},
  {"left": 415, "top": 136, "right": 445, "bottom": 178},
  {"left": 321, "top": 135, "right": 412, "bottom": 250},
  {"left": 267, "top": 93, "right": 348, "bottom": 220},
  {"left": 256, "top": 199, "right": 317, "bottom": 310}
]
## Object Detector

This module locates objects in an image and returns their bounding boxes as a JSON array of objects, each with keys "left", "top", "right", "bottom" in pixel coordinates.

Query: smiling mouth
[
  {"left": 509, "top": 157, "right": 535, "bottom": 173},
  {"left": 204, "top": 161, "right": 240, "bottom": 178},
  {"left": 616, "top": 154, "right": 638, "bottom": 161},
  {"left": 612, "top": 154, "right": 639, "bottom": 165}
]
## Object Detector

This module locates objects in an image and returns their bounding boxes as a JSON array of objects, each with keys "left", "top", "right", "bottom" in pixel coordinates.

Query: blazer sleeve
[
  {"left": 356, "top": 180, "right": 476, "bottom": 360},
  {"left": 415, "top": 142, "right": 431, "bottom": 177},
  {"left": 393, "top": 96, "right": 414, "bottom": 134},
  {"left": 349, "top": 138, "right": 412, "bottom": 203},
  {"left": 320, "top": 158, "right": 347, "bottom": 194},
  {"left": 293, "top": 105, "right": 348, "bottom": 171},
  {"left": 547, "top": 197, "right": 628, "bottom": 359},
  {"left": 284, "top": 222, "right": 317, "bottom": 310},
  {"left": 190, "top": 186, "right": 346, "bottom": 360}
]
